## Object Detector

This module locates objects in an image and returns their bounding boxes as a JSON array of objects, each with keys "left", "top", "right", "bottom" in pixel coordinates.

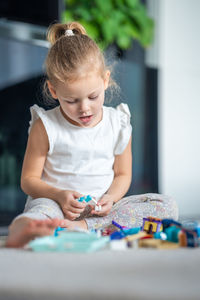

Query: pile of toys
[
  {"left": 107, "top": 217, "right": 200, "bottom": 250},
  {"left": 28, "top": 216, "right": 200, "bottom": 252},
  {"left": 27, "top": 195, "right": 200, "bottom": 252}
]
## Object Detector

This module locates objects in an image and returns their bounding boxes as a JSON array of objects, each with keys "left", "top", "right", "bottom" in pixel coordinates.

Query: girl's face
[{"left": 48, "top": 71, "right": 110, "bottom": 128}]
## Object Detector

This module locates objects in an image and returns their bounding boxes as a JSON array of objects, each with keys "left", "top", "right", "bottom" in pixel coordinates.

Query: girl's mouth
[{"left": 79, "top": 115, "right": 93, "bottom": 124}]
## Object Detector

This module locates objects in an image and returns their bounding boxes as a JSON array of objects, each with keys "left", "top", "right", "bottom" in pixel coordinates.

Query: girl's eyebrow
[
  {"left": 88, "top": 87, "right": 102, "bottom": 96},
  {"left": 62, "top": 95, "right": 75, "bottom": 100}
]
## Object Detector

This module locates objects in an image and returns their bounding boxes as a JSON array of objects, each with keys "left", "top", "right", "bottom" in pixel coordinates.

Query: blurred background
[{"left": 0, "top": 0, "right": 199, "bottom": 228}]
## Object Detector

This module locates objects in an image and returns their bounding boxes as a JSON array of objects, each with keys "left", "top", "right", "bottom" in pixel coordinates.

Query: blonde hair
[{"left": 43, "top": 22, "right": 118, "bottom": 104}]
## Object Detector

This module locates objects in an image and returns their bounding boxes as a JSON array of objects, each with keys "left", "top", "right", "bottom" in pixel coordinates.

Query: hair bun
[
  {"left": 47, "top": 22, "right": 87, "bottom": 45},
  {"left": 65, "top": 29, "right": 74, "bottom": 36}
]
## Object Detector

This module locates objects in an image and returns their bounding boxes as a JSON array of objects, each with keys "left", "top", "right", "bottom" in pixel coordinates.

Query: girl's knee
[
  {"left": 9, "top": 216, "right": 34, "bottom": 231},
  {"left": 24, "top": 197, "right": 64, "bottom": 219},
  {"left": 150, "top": 193, "right": 179, "bottom": 220},
  {"left": 122, "top": 193, "right": 179, "bottom": 221},
  {"left": 163, "top": 196, "right": 179, "bottom": 220}
]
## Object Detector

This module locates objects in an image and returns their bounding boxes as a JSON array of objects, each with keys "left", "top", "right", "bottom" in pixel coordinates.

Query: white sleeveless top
[{"left": 29, "top": 103, "right": 132, "bottom": 199}]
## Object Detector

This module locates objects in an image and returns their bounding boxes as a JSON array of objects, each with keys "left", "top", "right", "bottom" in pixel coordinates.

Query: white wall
[{"left": 146, "top": 0, "right": 200, "bottom": 216}]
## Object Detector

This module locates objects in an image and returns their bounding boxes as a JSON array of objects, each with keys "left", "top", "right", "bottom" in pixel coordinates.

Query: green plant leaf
[
  {"left": 140, "top": 18, "right": 154, "bottom": 47},
  {"left": 95, "top": 0, "right": 113, "bottom": 14},
  {"left": 62, "top": 0, "right": 154, "bottom": 50},
  {"left": 74, "top": 7, "right": 92, "bottom": 21},
  {"left": 62, "top": 10, "right": 73, "bottom": 23},
  {"left": 101, "top": 19, "right": 117, "bottom": 44},
  {"left": 65, "top": 0, "right": 76, "bottom": 6},
  {"left": 125, "top": 0, "right": 140, "bottom": 9},
  {"left": 91, "top": 7, "right": 104, "bottom": 24},
  {"left": 116, "top": 34, "right": 132, "bottom": 50},
  {"left": 79, "top": 20, "right": 99, "bottom": 41}
]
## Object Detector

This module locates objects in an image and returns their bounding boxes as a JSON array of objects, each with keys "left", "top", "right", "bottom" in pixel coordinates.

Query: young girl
[{"left": 6, "top": 22, "right": 178, "bottom": 248}]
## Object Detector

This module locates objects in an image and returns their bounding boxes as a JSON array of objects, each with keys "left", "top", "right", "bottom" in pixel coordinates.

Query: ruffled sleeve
[
  {"left": 28, "top": 104, "right": 54, "bottom": 154},
  {"left": 114, "top": 103, "right": 132, "bottom": 155}
]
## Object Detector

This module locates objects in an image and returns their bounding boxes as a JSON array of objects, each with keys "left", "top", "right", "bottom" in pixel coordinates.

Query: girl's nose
[{"left": 79, "top": 99, "right": 90, "bottom": 113}]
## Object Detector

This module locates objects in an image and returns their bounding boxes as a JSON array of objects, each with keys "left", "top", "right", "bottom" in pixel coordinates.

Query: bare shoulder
[{"left": 28, "top": 118, "right": 49, "bottom": 153}]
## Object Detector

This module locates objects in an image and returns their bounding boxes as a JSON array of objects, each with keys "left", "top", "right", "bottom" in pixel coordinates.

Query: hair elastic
[{"left": 65, "top": 29, "right": 74, "bottom": 37}]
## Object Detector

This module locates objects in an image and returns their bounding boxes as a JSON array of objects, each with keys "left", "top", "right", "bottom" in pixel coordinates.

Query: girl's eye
[
  {"left": 64, "top": 99, "right": 77, "bottom": 104},
  {"left": 89, "top": 95, "right": 98, "bottom": 100}
]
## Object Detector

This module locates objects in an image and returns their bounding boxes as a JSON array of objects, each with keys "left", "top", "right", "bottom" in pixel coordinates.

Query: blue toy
[
  {"left": 54, "top": 226, "right": 66, "bottom": 237},
  {"left": 110, "top": 231, "right": 126, "bottom": 240},
  {"left": 77, "top": 195, "right": 101, "bottom": 211},
  {"left": 112, "top": 220, "right": 125, "bottom": 231},
  {"left": 78, "top": 195, "right": 93, "bottom": 203},
  {"left": 165, "top": 225, "right": 181, "bottom": 243},
  {"left": 29, "top": 231, "right": 109, "bottom": 252},
  {"left": 111, "top": 220, "right": 141, "bottom": 240},
  {"left": 162, "top": 219, "right": 182, "bottom": 230}
]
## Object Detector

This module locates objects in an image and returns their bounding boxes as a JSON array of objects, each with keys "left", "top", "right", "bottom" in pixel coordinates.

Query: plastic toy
[
  {"left": 54, "top": 226, "right": 66, "bottom": 237},
  {"left": 138, "top": 238, "right": 179, "bottom": 249},
  {"left": 101, "top": 227, "right": 115, "bottom": 236},
  {"left": 112, "top": 220, "right": 126, "bottom": 232},
  {"left": 111, "top": 221, "right": 141, "bottom": 236},
  {"left": 110, "top": 231, "right": 126, "bottom": 240},
  {"left": 123, "top": 227, "right": 141, "bottom": 235},
  {"left": 142, "top": 217, "right": 163, "bottom": 234},
  {"left": 77, "top": 195, "right": 93, "bottom": 203},
  {"left": 164, "top": 226, "right": 181, "bottom": 243},
  {"left": 125, "top": 231, "right": 148, "bottom": 242},
  {"left": 77, "top": 194, "right": 101, "bottom": 211},
  {"left": 124, "top": 232, "right": 149, "bottom": 249},
  {"left": 109, "top": 239, "right": 127, "bottom": 250},
  {"left": 162, "top": 219, "right": 182, "bottom": 231},
  {"left": 29, "top": 231, "right": 109, "bottom": 252},
  {"left": 195, "top": 224, "right": 200, "bottom": 237},
  {"left": 179, "top": 229, "right": 198, "bottom": 247},
  {"left": 154, "top": 232, "right": 167, "bottom": 240},
  {"left": 29, "top": 215, "right": 200, "bottom": 252}
]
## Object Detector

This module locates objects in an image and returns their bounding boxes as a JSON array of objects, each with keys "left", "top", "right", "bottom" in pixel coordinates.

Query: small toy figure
[
  {"left": 162, "top": 218, "right": 182, "bottom": 231},
  {"left": 178, "top": 229, "right": 198, "bottom": 247},
  {"left": 165, "top": 225, "right": 181, "bottom": 243},
  {"left": 77, "top": 195, "right": 102, "bottom": 212},
  {"left": 142, "top": 217, "right": 163, "bottom": 234}
]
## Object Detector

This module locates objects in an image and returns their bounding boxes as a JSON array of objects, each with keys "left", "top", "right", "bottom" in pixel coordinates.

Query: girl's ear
[
  {"left": 104, "top": 70, "right": 110, "bottom": 90},
  {"left": 47, "top": 81, "right": 58, "bottom": 99}
]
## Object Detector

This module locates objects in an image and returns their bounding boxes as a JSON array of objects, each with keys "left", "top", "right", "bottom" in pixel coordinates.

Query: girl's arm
[
  {"left": 107, "top": 135, "right": 132, "bottom": 202},
  {"left": 21, "top": 118, "right": 58, "bottom": 199},
  {"left": 91, "top": 136, "right": 132, "bottom": 215},
  {"left": 21, "top": 118, "right": 85, "bottom": 220}
]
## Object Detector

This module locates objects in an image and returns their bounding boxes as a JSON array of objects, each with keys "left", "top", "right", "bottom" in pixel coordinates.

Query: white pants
[{"left": 14, "top": 194, "right": 179, "bottom": 230}]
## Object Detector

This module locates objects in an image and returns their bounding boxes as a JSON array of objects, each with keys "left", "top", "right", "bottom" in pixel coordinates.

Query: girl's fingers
[
  {"left": 71, "top": 199, "right": 86, "bottom": 209},
  {"left": 65, "top": 211, "right": 80, "bottom": 220},
  {"left": 69, "top": 206, "right": 84, "bottom": 214},
  {"left": 90, "top": 208, "right": 105, "bottom": 216},
  {"left": 98, "top": 199, "right": 109, "bottom": 206},
  {"left": 73, "top": 191, "right": 83, "bottom": 198}
]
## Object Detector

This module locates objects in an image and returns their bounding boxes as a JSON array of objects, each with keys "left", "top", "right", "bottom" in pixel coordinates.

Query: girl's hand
[
  {"left": 57, "top": 190, "right": 86, "bottom": 220},
  {"left": 90, "top": 194, "right": 114, "bottom": 216}
]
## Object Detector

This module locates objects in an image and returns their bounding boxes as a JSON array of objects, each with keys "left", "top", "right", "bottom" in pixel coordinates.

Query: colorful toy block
[
  {"left": 138, "top": 238, "right": 179, "bottom": 249},
  {"left": 162, "top": 219, "right": 182, "bottom": 231},
  {"left": 179, "top": 229, "right": 198, "bottom": 247},
  {"left": 165, "top": 225, "right": 181, "bottom": 243},
  {"left": 142, "top": 217, "right": 163, "bottom": 234}
]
